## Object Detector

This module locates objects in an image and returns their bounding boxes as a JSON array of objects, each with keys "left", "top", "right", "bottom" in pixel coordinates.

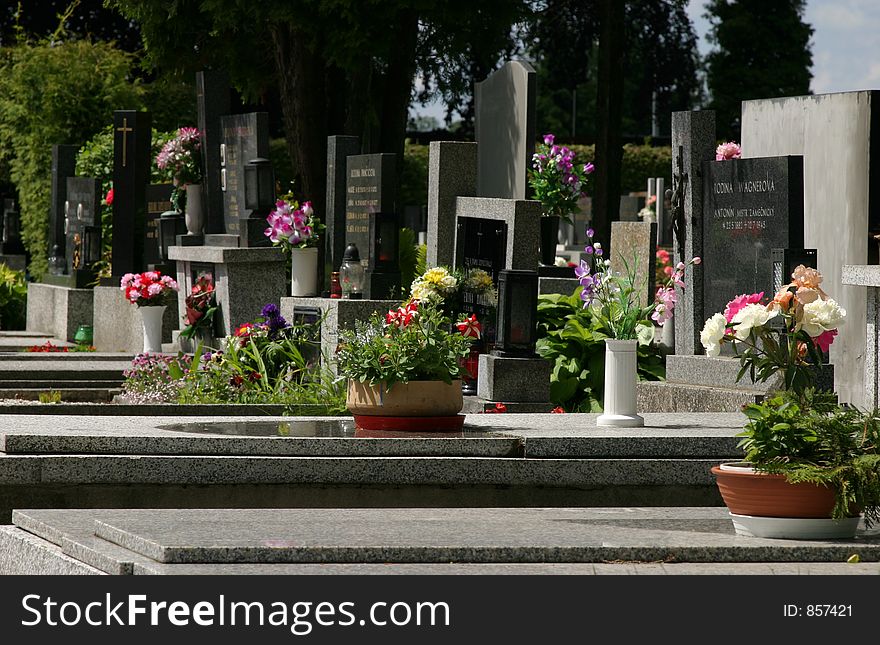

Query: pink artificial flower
[
  {"left": 119, "top": 273, "right": 135, "bottom": 290},
  {"left": 723, "top": 292, "right": 765, "bottom": 324},
  {"left": 105, "top": 188, "right": 114, "bottom": 205},
  {"left": 584, "top": 162, "right": 595, "bottom": 174},
  {"left": 813, "top": 329, "right": 838, "bottom": 353},
  {"left": 146, "top": 283, "right": 163, "bottom": 297},
  {"left": 543, "top": 133, "right": 555, "bottom": 145},
  {"left": 652, "top": 287, "right": 678, "bottom": 326},
  {"left": 716, "top": 142, "right": 742, "bottom": 161}
]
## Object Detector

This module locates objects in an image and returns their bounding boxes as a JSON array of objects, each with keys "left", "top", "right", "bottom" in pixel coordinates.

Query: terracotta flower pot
[
  {"left": 711, "top": 463, "right": 850, "bottom": 519},
  {"left": 346, "top": 380, "right": 463, "bottom": 417}
]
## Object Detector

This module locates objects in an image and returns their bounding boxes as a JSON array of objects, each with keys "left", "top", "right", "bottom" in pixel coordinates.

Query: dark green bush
[{"left": 0, "top": 263, "right": 27, "bottom": 330}]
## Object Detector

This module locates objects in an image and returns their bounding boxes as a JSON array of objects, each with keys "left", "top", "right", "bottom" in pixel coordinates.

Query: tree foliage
[
  {"left": 0, "top": 37, "right": 144, "bottom": 276},
  {"left": 705, "top": 0, "right": 813, "bottom": 139}
]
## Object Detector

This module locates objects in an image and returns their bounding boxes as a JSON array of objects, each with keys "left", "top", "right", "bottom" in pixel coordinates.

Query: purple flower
[
  {"left": 261, "top": 303, "right": 280, "bottom": 319},
  {"left": 584, "top": 163, "right": 595, "bottom": 175},
  {"left": 586, "top": 227, "right": 595, "bottom": 239},
  {"left": 543, "top": 133, "right": 555, "bottom": 145},
  {"left": 574, "top": 260, "right": 590, "bottom": 281},
  {"left": 584, "top": 245, "right": 594, "bottom": 255}
]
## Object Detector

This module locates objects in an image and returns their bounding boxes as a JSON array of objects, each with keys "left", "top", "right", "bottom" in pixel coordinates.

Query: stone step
[
  {"left": 0, "top": 388, "right": 120, "bottom": 402},
  {"left": 6, "top": 508, "right": 880, "bottom": 576},
  {"left": 665, "top": 355, "right": 834, "bottom": 392},
  {"left": 638, "top": 380, "right": 765, "bottom": 412},
  {"left": 0, "top": 380, "right": 122, "bottom": 389},
  {"left": 0, "top": 361, "right": 130, "bottom": 381},
  {"left": 0, "top": 352, "right": 133, "bottom": 362}
]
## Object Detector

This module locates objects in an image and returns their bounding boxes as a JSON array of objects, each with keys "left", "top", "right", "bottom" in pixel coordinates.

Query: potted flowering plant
[
  {"left": 264, "top": 192, "right": 324, "bottom": 297},
  {"left": 156, "top": 126, "right": 203, "bottom": 234},
  {"left": 335, "top": 299, "right": 476, "bottom": 431},
  {"left": 120, "top": 270, "right": 179, "bottom": 354},
  {"left": 179, "top": 275, "right": 218, "bottom": 350},
  {"left": 527, "top": 133, "right": 595, "bottom": 265},
  {"left": 575, "top": 228, "right": 700, "bottom": 426}
]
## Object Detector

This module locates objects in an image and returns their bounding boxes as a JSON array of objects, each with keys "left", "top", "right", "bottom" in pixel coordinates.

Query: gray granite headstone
[
  {"left": 111, "top": 109, "right": 152, "bottom": 277},
  {"left": 64, "top": 177, "right": 100, "bottom": 275},
  {"left": 610, "top": 221, "right": 657, "bottom": 308},
  {"left": 427, "top": 141, "right": 477, "bottom": 268},
  {"left": 671, "top": 110, "right": 715, "bottom": 356},
  {"left": 196, "top": 70, "right": 231, "bottom": 235},
  {"left": 50, "top": 145, "right": 79, "bottom": 265},
  {"left": 702, "top": 156, "right": 804, "bottom": 320},
  {"left": 344, "top": 153, "right": 397, "bottom": 268},
  {"left": 325, "top": 135, "right": 360, "bottom": 274},
  {"left": 474, "top": 61, "right": 536, "bottom": 200},
  {"left": 452, "top": 197, "right": 541, "bottom": 271},
  {"left": 741, "top": 91, "right": 878, "bottom": 407},
  {"left": 219, "top": 112, "right": 270, "bottom": 237}
]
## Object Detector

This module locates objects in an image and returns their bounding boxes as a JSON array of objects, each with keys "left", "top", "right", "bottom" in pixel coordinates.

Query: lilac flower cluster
[
  {"left": 528, "top": 133, "right": 595, "bottom": 222},
  {"left": 265, "top": 197, "right": 318, "bottom": 249},
  {"left": 155, "top": 127, "right": 202, "bottom": 186},
  {"left": 261, "top": 303, "right": 289, "bottom": 339}
]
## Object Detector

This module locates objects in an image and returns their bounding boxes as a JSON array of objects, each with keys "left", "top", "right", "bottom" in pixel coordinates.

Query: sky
[{"left": 413, "top": 1, "right": 880, "bottom": 122}]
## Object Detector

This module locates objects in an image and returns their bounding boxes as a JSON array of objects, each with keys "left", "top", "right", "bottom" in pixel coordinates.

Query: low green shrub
[{"left": 0, "top": 263, "right": 27, "bottom": 330}]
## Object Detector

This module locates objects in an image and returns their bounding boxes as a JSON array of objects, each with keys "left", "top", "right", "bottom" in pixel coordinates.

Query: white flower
[
  {"left": 410, "top": 282, "right": 438, "bottom": 302},
  {"left": 731, "top": 304, "right": 777, "bottom": 340},
  {"left": 801, "top": 298, "right": 846, "bottom": 337},
  {"left": 700, "top": 313, "right": 728, "bottom": 357},
  {"left": 554, "top": 257, "right": 568, "bottom": 267}
]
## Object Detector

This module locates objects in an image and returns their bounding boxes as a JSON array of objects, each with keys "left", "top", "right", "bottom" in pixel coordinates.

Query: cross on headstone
[{"left": 116, "top": 118, "right": 133, "bottom": 167}]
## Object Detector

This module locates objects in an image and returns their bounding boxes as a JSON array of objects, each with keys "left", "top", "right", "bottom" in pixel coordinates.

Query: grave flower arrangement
[
  {"left": 120, "top": 270, "right": 179, "bottom": 307},
  {"left": 575, "top": 228, "right": 700, "bottom": 340},
  {"left": 155, "top": 126, "right": 203, "bottom": 211},
  {"left": 527, "top": 133, "right": 595, "bottom": 223},
  {"left": 335, "top": 299, "right": 475, "bottom": 387},
  {"left": 700, "top": 265, "right": 845, "bottom": 394},
  {"left": 179, "top": 275, "right": 217, "bottom": 341},
  {"left": 264, "top": 193, "right": 324, "bottom": 251},
  {"left": 638, "top": 194, "right": 658, "bottom": 221},
  {"left": 408, "top": 266, "right": 498, "bottom": 310}
]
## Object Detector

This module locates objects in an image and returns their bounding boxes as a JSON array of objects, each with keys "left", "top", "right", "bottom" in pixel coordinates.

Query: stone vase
[
  {"left": 597, "top": 339, "right": 644, "bottom": 427},
  {"left": 184, "top": 183, "right": 204, "bottom": 235},
  {"left": 290, "top": 246, "right": 319, "bottom": 297},
  {"left": 539, "top": 215, "right": 560, "bottom": 265},
  {"left": 139, "top": 305, "right": 166, "bottom": 354}
]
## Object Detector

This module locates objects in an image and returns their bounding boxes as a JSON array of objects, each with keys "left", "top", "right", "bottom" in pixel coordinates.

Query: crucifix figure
[{"left": 116, "top": 117, "right": 133, "bottom": 167}]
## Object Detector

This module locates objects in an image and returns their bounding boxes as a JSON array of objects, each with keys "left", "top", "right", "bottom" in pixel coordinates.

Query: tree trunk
[
  {"left": 378, "top": 9, "right": 419, "bottom": 158},
  {"left": 270, "top": 23, "right": 328, "bottom": 218},
  {"left": 593, "top": 0, "right": 625, "bottom": 249}
]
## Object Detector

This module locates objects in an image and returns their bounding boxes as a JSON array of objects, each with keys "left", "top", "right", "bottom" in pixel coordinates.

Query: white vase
[
  {"left": 139, "top": 305, "right": 167, "bottom": 354},
  {"left": 184, "top": 183, "right": 204, "bottom": 235},
  {"left": 597, "top": 339, "right": 644, "bottom": 427},
  {"left": 290, "top": 246, "right": 319, "bottom": 297}
]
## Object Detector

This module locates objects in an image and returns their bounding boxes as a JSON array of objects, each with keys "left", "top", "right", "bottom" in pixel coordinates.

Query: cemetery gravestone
[
  {"left": 701, "top": 156, "right": 804, "bottom": 321},
  {"left": 426, "top": 141, "right": 477, "bottom": 268},
  {"left": 64, "top": 177, "right": 101, "bottom": 285},
  {"left": 218, "top": 112, "right": 270, "bottom": 246},
  {"left": 610, "top": 221, "right": 657, "bottom": 308},
  {"left": 111, "top": 110, "right": 152, "bottom": 277},
  {"left": 145, "top": 184, "right": 174, "bottom": 270},
  {"left": 344, "top": 153, "right": 397, "bottom": 270},
  {"left": 50, "top": 144, "right": 79, "bottom": 268},
  {"left": 474, "top": 61, "right": 536, "bottom": 200},
  {"left": 455, "top": 216, "right": 507, "bottom": 342},
  {"left": 326, "top": 136, "right": 361, "bottom": 276},
  {"left": 196, "top": 70, "right": 231, "bottom": 236}
]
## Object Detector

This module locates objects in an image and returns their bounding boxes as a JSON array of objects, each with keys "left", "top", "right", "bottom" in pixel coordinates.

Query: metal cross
[{"left": 116, "top": 118, "right": 133, "bottom": 167}]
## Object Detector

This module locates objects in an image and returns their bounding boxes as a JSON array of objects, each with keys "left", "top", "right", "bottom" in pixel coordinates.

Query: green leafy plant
[
  {"left": 336, "top": 299, "right": 473, "bottom": 386},
  {"left": 38, "top": 390, "right": 62, "bottom": 404},
  {"left": 537, "top": 288, "right": 665, "bottom": 412},
  {"left": 0, "top": 263, "right": 27, "bottom": 330},
  {"left": 738, "top": 390, "right": 880, "bottom": 526}
]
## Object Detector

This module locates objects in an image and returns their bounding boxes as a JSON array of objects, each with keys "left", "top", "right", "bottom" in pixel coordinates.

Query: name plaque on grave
[
  {"left": 454, "top": 216, "right": 507, "bottom": 328},
  {"left": 702, "top": 156, "right": 804, "bottom": 320},
  {"left": 344, "top": 154, "right": 397, "bottom": 269},
  {"left": 145, "top": 184, "right": 173, "bottom": 268}
]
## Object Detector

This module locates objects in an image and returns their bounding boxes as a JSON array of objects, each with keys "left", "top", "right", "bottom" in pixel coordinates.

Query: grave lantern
[
  {"left": 340, "top": 243, "right": 365, "bottom": 299},
  {"left": 244, "top": 157, "right": 275, "bottom": 216},
  {"left": 772, "top": 248, "right": 818, "bottom": 293},
  {"left": 493, "top": 269, "right": 539, "bottom": 356},
  {"left": 368, "top": 212, "right": 399, "bottom": 271},
  {"left": 158, "top": 210, "right": 186, "bottom": 261}
]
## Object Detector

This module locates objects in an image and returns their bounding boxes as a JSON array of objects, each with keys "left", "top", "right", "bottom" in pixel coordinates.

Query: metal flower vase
[
  {"left": 184, "top": 183, "right": 204, "bottom": 235},
  {"left": 139, "top": 305, "right": 167, "bottom": 354},
  {"left": 596, "top": 339, "right": 644, "bottom": 427}
]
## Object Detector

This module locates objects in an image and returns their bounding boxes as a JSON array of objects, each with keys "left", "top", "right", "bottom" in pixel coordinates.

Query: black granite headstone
[
  {"left": 219, "top": 112, "right": 270, "bottom": 238},
  {"left": 64, "top": 177, "right": 101, "bottom": 277},
  {"left": 196, "top": 70, "right": 231, "bottom": 236},
  {"left": 344, "top": 153, "right": 397, "bottom": 269},
  {"left": 701, "top": 155, "right": 804, "bottom": 319},
  {"left": 111, "top": 110, "right": 152, "bottom": 277},
  {"left": 145, "top": 184, "right": 174, "bottom": 269},
  {"left": 454, "top": 215, "right": 507, "bottom": 329},
  {"left": 326, "top": 135, "right": 360, "bottom": 275},
  {"left": 1, "top": 199, "right": 25, "bottom": 256},
  {"left": 50, "top": 144, "right": 79, "bottom": 265}
]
